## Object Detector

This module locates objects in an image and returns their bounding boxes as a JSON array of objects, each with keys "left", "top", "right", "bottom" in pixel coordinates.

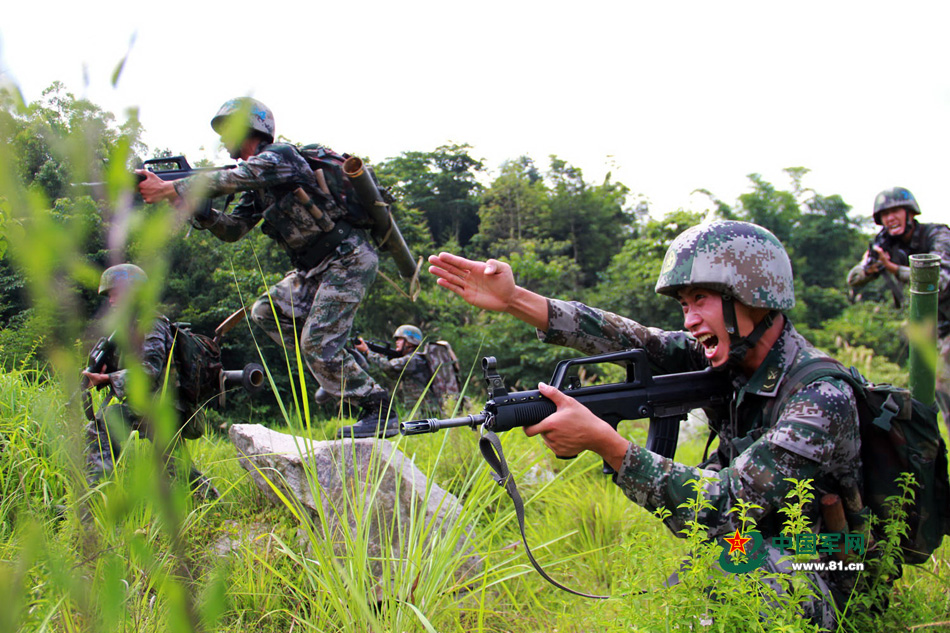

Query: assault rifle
[
  {"left": 350, "top": 336, "right": 400, "bottom": 360},
  {"left": 865, "top": 234, "right": 909, "bottom": 309},
  {"left": 400, "top": 348, "right": 732, "bottom": 599},
  {"left": 79, "top": 332, "right": 119, "bottom": 421},
  {"left": 401, "top": 348, "right": 731, "bottom": 460},
  {"left": 138, "top": 156, "right": 236, "bottom": 219},
  {"left": 74, "top": 156, "right": 236, "bottom": 219}
]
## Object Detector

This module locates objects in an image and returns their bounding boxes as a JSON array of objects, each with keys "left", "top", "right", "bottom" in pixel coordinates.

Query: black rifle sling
[{"left": 478, "top": 430, "right": 645, "bottom": 600}]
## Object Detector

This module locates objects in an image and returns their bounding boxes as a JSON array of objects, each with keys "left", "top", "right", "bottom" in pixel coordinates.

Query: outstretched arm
[{"left": 427, "top": 252, "right": 550, "bottom": 330}]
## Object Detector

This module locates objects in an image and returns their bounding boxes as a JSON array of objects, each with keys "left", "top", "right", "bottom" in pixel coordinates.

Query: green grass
[{"left": 2, "top": 369, "right": 949, "bottom": 632}]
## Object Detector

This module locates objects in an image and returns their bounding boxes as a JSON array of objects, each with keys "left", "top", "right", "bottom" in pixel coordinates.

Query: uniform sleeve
[
  {"left": 175, "top": 150, "right": 298, "bottom": 198},
  {"left": 614, "top": 378, "right": 858, "bottom": 539},
  {"left": 847, "top": 261, "right": 876, "bottom": 288},
  {"left": 178, "top": 150, "right": 297, "bottom": 242},
  {"left": 188, "top": 190, "right": 263, "bottom": 242},
  {"left": 110, "top": 318, "right": 173, "bottom": 400},
  {"left": 539, "top": 299, "right": 707, "bottom": 373},
  {"left": 924, "top": 224, "right": 950, "bottom": 295},
  {"left": 366, "top": 351, "right": 413, "bottom": 379}
]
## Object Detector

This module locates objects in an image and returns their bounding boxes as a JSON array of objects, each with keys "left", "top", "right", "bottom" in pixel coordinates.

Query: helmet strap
[{"left": 721, "top": 294, "right": 778, "bottom": 368}]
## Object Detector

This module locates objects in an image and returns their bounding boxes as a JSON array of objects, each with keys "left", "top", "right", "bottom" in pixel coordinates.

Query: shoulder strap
[
  {"left": 769, "top": 357, "right": 854, "bottom": 427},
  {"left": 478, "top": 431, "right": 611, "bottom": 598},
  {"left": 477, "top": 430, "right": 645, "bottom": 600}
]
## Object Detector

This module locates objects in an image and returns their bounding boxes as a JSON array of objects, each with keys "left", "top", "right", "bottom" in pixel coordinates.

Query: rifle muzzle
[
  {"left": 400, "top": 413, "right": 487, "bottom": 435},
  {"left": 222, "top": 363, "right": 266, "bottom": 394}
]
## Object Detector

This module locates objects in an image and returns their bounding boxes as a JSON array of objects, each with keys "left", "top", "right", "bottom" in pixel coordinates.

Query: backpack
[
  {"left": 424, "top": 340, "right": 462, "bottom": 398},
  {"left": 772, "top": 358, "right": 950, "bottom": 564},
  {"left": 297, "top": 144, "right": 377, "bottom": 229},
  {"left": 168, "top": 321, "right": 224, "bottom": 439}
]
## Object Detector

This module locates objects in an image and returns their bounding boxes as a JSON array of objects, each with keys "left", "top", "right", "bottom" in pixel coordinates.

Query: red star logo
[{"left": 723, "top": 529, "right": 752, "bottom": 555}]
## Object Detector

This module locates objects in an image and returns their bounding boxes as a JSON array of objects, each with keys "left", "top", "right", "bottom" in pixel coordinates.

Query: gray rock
[{"left": 229, "top": 423, "right": 481, "bottom": 589}]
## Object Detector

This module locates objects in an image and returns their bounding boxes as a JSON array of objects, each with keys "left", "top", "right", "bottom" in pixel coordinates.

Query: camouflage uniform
[
  {"left": 85, "top": 316, "right": 211, "bottom": 493},
  {"left": 540, "top": 299, "right": 863, "bottom": 626},
  {"left": 848, "top": 220, "right": 950, "bottom": 432},
  {"left": 364, "top": 346, "right": 439, "bottom": 412},
  {"left": 179, "top": 142, "right": 387, "bottom": 409}
]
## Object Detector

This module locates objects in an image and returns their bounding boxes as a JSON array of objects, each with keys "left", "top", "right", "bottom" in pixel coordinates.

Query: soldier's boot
[
  {"left": 315, "top": 387, "right": 359, "bottom": 419},
  {"left": 187, "top": 467, "right": 220, "bottom": 501},
  {"left": 336, "top": 396, "right": 399, "bottom": 439}
]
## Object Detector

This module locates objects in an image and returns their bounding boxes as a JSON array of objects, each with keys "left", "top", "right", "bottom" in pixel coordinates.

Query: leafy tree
[
  {"left": 587, "top": 210, "right": 704, "bottom": 333},
  {"left": 375, "top": 143, "right": 484, "bottom": 247},
  {"left": 475, "top": 156, "right": 548, "bottom": 250},
  {"left": 735, "top": 171, "right": 801, "bottom": 245},
  {"left": 544, "top": 156, "right": 634, "bottom": 288},
  {"left": 0, "top": 83, "right": 146, "bottom": 364},
  {"left": 2, "top": 82, "right": 144, "bottom": 201},
  {"left": 732, "top": 169, "right": 863, "bottom": 327}
]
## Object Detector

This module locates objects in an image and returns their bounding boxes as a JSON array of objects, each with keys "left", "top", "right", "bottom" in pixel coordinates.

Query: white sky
[{"left": 3, "top": 1, "right": 949, "bottom": 226}]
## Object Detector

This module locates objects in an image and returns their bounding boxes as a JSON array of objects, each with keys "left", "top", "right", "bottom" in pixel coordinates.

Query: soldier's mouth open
[{"left": 696, "top": 333, "right": 719, "bottom": 359}]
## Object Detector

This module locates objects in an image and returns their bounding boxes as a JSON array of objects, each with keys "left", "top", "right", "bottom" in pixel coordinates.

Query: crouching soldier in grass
[
  {"left": 430, "top": 221, "right": 883, "bottom": 629},
  {"left": 82, "top": 264, "right": 218, "bottom": 500},
  {"left": 353, "top": 324, "right": 464, "bottom": 416}
]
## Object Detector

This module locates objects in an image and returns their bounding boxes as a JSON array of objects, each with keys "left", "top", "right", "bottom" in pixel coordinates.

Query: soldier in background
[
  {"left": 847, "top": 187, "right": 950, "bottom": 433},
  {"left": 82, "top": 264, "right": 218, "bottom": 499},
  {"left": 138, "top": 97, "right": 396, "bottom": 439},
  {"left": 355, "top": 324, "right": 459, "bottom": 416},
  {"left": 430, "top": 221, "right": 874, "bottom": 628}
]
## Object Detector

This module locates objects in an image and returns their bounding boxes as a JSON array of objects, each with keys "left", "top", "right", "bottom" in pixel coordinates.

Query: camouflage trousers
[
  {"left": 250, "top": 235, "right": 386, "bottom": 408},
  {"left": 935, "top": 335, "right": 950, "bottom": 435},
  {"left": 85, "top": 402, "right": 210, "bottom": 492}
]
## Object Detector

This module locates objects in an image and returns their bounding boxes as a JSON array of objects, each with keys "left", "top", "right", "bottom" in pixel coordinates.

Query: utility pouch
[{"left": 293, "top": 220, "right": 353, "bottom": 271}]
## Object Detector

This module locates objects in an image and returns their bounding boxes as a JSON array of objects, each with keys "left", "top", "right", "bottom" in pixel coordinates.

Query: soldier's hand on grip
[{"left": 524, "top": 382, "right": 623, "bottom": 461}]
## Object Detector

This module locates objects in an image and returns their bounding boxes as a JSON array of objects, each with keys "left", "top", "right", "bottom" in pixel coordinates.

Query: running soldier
[{"left": 138, "top": 98, "right": 396, "bottom": 438}]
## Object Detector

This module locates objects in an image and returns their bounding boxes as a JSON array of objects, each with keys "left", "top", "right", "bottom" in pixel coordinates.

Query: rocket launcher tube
[{"left": 343, "top": 156, "right": 418, "bottom": 280}]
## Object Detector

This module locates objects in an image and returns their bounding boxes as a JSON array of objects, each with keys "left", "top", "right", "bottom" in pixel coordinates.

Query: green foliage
[
  {"left": 587, "top": 210, "right": 704, "bottom": 332},
  {"left": 473, "top": 155, "right": 636, "bottom": 292},
  {"left": 375, "top": 143, "right": 484, "bottom": 247},
  {"left": 475, "top": 156, "right": 548, "bottom": 249},
  {"left": 806, "top": 301, "right": 908, "bottom": 368},
  {"left": 545, "top": 156, "right": 634, "bottom": 288}
]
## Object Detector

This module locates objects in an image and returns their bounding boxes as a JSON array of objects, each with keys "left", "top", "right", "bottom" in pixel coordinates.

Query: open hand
[{"left": 428, "top": 252, "right": 517, "bottom": 313}]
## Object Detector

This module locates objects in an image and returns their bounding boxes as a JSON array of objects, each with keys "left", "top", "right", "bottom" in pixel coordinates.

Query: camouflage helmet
[
  {"left": 393, "top": 324, "right": 423, "bottom": 346},
  {"left": 655, "top": 220, "right": 795, "bottom": 311},
  {"left": 99, "top": 264, "right": 147, "bottom": 295},
  {"left": 873, "top": 187, "right": 920, "bottom": 225},
  {"left": 210, "top": 97, "right": 275, "bottom": 143}
]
